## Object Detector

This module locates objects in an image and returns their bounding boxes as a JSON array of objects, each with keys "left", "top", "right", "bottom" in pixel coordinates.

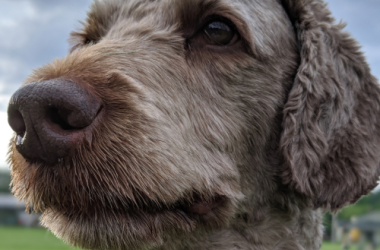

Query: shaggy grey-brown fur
[{"left": 7, "top": 0, "right": 380, "bottom": 249}]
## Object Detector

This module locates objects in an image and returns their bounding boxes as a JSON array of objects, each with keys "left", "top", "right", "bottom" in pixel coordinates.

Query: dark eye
[{"left": 204, "top": 21, "right": 237, "bottom": 45}]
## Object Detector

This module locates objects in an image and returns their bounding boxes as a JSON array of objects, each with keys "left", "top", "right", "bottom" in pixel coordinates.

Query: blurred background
[{"left": 0, "top": 1, "right": 379, "bottom": 250}]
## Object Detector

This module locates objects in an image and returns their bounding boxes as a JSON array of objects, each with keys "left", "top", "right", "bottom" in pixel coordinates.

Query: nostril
[
  {"left": 47, "top": 107, "right": 76, "bottom": 130},
  {"left": 8, "top": 79, "right": 102, "bottom": 164},
  {"left": 8, "top": 109, "right": 26, "bottom": 137}
]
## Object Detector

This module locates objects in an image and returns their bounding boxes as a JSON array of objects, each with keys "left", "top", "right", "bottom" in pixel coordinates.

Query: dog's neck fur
[
  {"left": 158, "top": 202, "right": 323, "bottom": 250},
  {"left": 157, "top": 144, "right": 324, "bottom": 250}
]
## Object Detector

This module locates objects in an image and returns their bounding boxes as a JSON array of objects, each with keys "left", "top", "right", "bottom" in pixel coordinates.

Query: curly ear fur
[{"left": 280, "top": 0, "right": 380, "bottom": 210}]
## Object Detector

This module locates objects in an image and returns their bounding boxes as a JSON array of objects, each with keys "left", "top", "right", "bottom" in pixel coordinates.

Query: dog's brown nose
[{"left": 7, "top": 79, "right": 101, "bottom": 164}]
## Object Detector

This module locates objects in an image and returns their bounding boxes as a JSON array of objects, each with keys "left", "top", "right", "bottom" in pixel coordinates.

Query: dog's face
[{"left": 7, "top": 0, "right": 380, "bottom": 249}]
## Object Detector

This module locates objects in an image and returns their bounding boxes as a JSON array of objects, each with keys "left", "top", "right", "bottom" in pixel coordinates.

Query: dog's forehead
[
  {"left": 84, "top": 0, "right": 285, "bottom": 33},
  {"left": 76, "top": 0, "right": 291, "bottom": 55},
  {"left": 111, "top": 0, "right": 282, "bottom": 21}
]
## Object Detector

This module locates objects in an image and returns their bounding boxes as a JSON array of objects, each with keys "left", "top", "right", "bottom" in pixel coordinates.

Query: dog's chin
[
  {"left": 39, "top": 195, "right": 231, "bottom": 250},
  {"left": 10, "top": 148, "right": 238, "bottom": 249}
]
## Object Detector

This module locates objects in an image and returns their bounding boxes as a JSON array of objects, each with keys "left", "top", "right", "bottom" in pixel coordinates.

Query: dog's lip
[
  {"left": 152, "top": 195, "right": 226, "bottom": 216},
  {"left": 183, "top": 196, "right": 225, "bottom": 215},
  {"left": 42, "top": 194, "right": 226, "bottom": 218}
]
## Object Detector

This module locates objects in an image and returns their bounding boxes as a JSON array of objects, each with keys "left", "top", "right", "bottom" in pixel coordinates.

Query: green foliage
[
  {"left": 324, "top": 212, "right": 332, "bottom": 237},
  {"left": 338, "top": 191, "right": 380, "bottom": 220},
  {"left": 323, "top": 192, "right": 380, "bottom": 240}
]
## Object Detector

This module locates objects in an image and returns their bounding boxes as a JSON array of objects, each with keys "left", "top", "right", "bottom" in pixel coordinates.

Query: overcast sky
[{"left": 0, "top": 0, "right": 379, "bottom": 192}]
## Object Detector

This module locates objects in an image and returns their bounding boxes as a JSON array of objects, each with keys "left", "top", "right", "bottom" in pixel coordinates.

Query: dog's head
[{"left": 7, "top": 0, "right": 380, "bottom": 249}]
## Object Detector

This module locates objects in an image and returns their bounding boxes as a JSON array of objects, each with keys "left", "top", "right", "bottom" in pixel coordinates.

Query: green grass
[
  {"left": 0, "top": 228, "right": 366, "bottom": 250},
  {"left": 321, "top": 242, "right": 342, "bottom": 250},
  {"left": 0, "top": 227, "right": 80, "bottom": 250}
]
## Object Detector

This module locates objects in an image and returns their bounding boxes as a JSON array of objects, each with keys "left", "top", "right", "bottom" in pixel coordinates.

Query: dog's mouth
[
  {"left": 182, "top": 195, "right": 226, "bottom": 215},
  {"left": 39, "top": 192, "right": 230, "bottom": 249},
  {"left": 10, "top": 125, "right": 236, "bottom": 250},
  {"left": 42, "top": 192, "right": 227, "bottom": 220}
]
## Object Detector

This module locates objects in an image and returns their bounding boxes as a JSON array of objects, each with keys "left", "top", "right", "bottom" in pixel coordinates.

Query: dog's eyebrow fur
[
  {"left": 69, "top": 0, "right": 122, "bottom": 51},
  {"left": 69, "top": 0, "right": 157, "bottom": 51},
  {"left": 174, "top": 0, "right": 253, "bottom": 53},
  {"left": 70, "top": 0, "right": 254, "bottom": 55}
]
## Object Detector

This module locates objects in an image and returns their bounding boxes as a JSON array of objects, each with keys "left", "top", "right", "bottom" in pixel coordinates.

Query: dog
[{"left": 7, "top": 0, "right": 380, "bottom": 249}]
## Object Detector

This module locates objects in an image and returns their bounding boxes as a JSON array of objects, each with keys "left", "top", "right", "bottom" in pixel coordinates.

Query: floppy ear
[{"left": 280, "top": 0, "right": 380, "bottom": 210}]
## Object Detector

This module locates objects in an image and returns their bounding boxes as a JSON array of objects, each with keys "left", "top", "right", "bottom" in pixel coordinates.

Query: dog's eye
[{"left": 204, "top": 21, "right": 237, "bottom": 46}]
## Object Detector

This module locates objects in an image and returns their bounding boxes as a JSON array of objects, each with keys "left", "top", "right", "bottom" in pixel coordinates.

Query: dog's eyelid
[
  {"left": 185, "top": 15, "right": 241, "bottom": 48},
  {"left": 84, "top": 38, "right": 92, "bottom": 45},
  {"left": 203, "top": 20, "right": 238, "bottom": 46},
  {"left": 201, "top": 15, "right": 239, "bottom": 33},
  {"left": 69, "top": 30, "right": 100, "bottom": 53}
]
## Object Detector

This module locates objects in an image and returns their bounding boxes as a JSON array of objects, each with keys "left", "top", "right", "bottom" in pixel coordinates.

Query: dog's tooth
[{"left": 16, "top": 134, "right": 23, "bottom": 145}]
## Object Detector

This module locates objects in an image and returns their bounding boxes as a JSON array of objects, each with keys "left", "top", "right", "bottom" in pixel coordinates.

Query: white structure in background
[{"left": 0, "top": 194, "right": 40, "bottom": 227}]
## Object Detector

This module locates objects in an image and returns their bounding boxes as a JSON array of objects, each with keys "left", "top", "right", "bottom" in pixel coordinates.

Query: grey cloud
[
  {"left": 326, "top": 0, "right": 380, "bottom": 81},
  {"left": 30, "top": 0, "right": 93, "bottom": 12},
  {"left": 0, "top": 0, "right": 379, "bottom": 100},
  {"left": 0, "top": 98, "right": 10, "bottom": 111},
  {"left": 0, "top": 0, "right": 92, "bottom": 96},
  {"left": 327, "top": 0, "right": 380, "bottom": 45}
]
